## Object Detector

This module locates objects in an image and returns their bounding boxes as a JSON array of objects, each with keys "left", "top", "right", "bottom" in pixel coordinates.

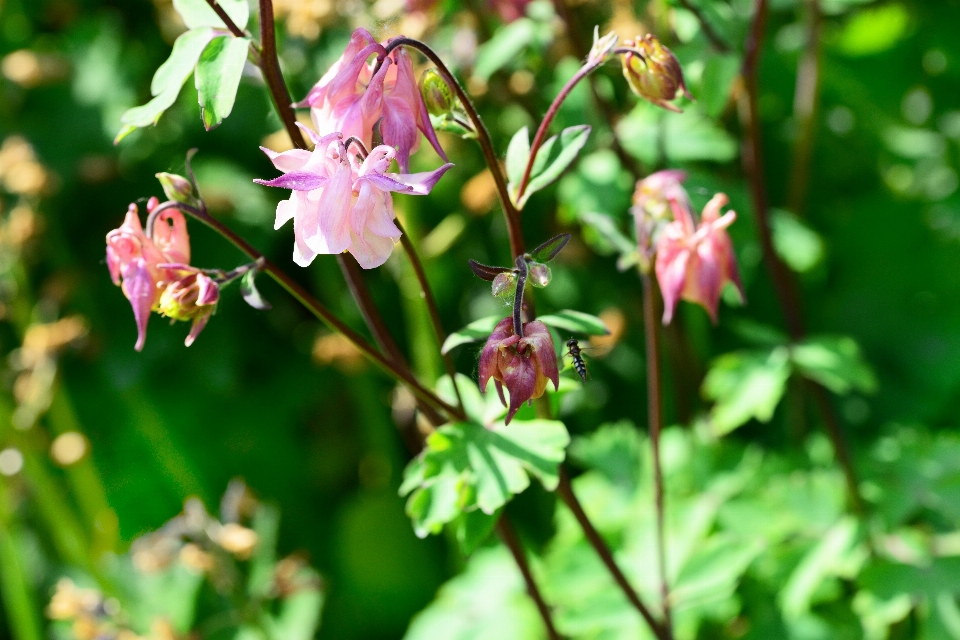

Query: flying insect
[{"left": 566, "top": 338, "right": 588, "bottom": 382}]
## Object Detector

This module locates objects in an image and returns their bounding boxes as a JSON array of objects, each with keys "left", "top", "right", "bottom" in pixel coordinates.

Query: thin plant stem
[
  {"left": 381, "top": 38, "right": 526, "bottom": 259},
  {"left": 787, "top": 0, "right": 822, "bottom": 215},
  {"left": 495, "top": 517, "right": 562, "bottom": 640},
  {"left": 641, "top": 273, "right": 671, "bottom": 632},
  {"left": 556, "top": 468, "right": 670, "bottom": 640},
  {"left": 675, "top": 0, "right": 731, "bottom": 52},
  {"left": 395, "top": 219, "right": 465, "bottom": 414},
  {"left": 739, "top": 0, "right": 863, "bottom": 513},
  {"left": 203, "top": 0, "right": 247, "bottom": 37},
  {"left": 148, "top": 201, "right": 462, "bottom": 420},
  {"left": 257, "top": 0, "right": 306, "bottom": 151},
  {"left": 515, "top": 62, "right": 596, "bottom": 201}
]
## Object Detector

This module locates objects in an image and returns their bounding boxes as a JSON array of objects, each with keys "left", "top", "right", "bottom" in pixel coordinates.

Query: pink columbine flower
[
  {"left": 156, "top": 265, "right": 220, "bottom": 347},
  {"left": 632, "top": 170, "right": 691, "bottom": 265},
  {"left": 106, "top": 201, "right": 190, "bottom": 351},
  {"left": 297, "top": 28, "right": 446, "bottom": 172},
  {"left": 256, "top": 127, "right": 453, "bottom": 269},
  {"left": 478, "top": 318, "right": 559, "bottom": 424},
  {"left": 655, "top": 193, "right": 744, "bottom": 324}
]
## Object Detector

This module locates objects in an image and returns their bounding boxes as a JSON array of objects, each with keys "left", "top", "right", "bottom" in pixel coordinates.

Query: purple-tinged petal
[
  {"left": 501, "top": 352, "right": 537, "bottom": 424},
  {"left": 122, "top": 259, "right": 156, "bottom": 352},
  {"left": 311, "top": 161, "right": 354, "bottom": 255},
  {"left": 195, "top": 273, "right": 220, "bottom": 306},
  {"left": 184, "top": 313, "right": 210, "bottom": 347},
  {"left": 260, "top": 146, "right": 312, "bottom": 173},
  {"left": 386, "top": 163, "right": 454, "bottom": 195},
  {"left": 254, "top": 171, "right": 329, "bottom": 191},
  {"left": 655, "top": 231, "right": 690, "bottom": 325}
]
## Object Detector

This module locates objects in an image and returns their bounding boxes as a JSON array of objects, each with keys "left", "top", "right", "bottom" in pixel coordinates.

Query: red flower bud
[{"left": 478, "top": 318, "right": 559, "bottom": 424}]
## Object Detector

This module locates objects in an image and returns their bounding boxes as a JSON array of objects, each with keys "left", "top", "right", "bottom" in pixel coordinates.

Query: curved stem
[
  {"left": 257, "top": 0, "right": 306, "bottom": 150},
  {"left": 556, "top": 468, "right": 669, "bottom": 639},
  {"left": 148, "top": 201, "right": 461, "bottom": 419},
  {"left": 203, "top": 0, "right": 247, "bottom": 38},
  {"left": 395, "top": 220, "right": 464, "bottom": 415},
  {"left": 515, "top": 62, "right": 597, "bottom": 202},
  {"left": 496, "top": 517, "right": 561, "bottom": 640},
  {"left": 641, "top": 273, "right": 671, "bottom": 633},
  {"left": 382, "top": 38, "right": 526, "bottom": 259}
]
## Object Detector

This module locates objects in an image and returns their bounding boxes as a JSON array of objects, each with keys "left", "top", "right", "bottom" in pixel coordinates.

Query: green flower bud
[
  {"left": 528, "top": 262, "right": 551, "bottom": 288},
  {"left": 419, "top": 69, "right": 454, "bottom": 118},
  {"left": 620, "top": 34, "right": 692, "bottom": 113},
  {"left": 156, "top": 172, "right": 198, "bottom": 206},
  {"left": 492, "top": 271, "right": 518, "bottom": 300}
]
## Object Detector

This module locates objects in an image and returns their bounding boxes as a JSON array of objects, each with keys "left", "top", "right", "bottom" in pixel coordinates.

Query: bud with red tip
[
  {"left": 478, "top": 318, "right": 559, "bottom": 424},
  {"left": 157, "top": 266, "right": 220, "bottom": 347},
  {"left": 655, "top": 193, "right": 744, "bottom": 324},
  {"left": 621, "top": 34, "right": 692, "bottom": 112}
]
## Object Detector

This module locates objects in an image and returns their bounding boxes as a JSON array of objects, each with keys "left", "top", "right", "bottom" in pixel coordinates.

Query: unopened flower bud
[
  {"left": 528, "top": 262, "right": 551, "bottom": 288},
  {"left": 621, "top": 34, "right": 692, "bottom": 113},
  {"left": 156, "top": 172, "right": 197, "bottom": 206},
  {"left": 492, "top": 271, "right": 518, "bottom": 300},
  {"left": 157, "top": 268, "right": 219, "bottom": 346},
  {"left": 419, "top": 69, "right": 454, "bottom": 118}
]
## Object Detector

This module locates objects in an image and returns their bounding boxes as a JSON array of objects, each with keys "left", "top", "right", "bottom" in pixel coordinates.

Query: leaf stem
[
  {"left": 382, "top": 38, "right": 526, "bottom": 259},
  {"left": 495, "top": 517, "right": 562, "bottom": 640},
  {"left": 395, "top": 219, "right": 464, "bottom": 414},
  {"left": 641, "top": 273, "right": 672, "bottom": 634},
  {"left": 148, "top": 202, "right": 461, "bottom": 419}
]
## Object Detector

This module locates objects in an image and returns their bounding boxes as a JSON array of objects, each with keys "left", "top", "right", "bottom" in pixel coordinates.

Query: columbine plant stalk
[{"left": 106, "top": 2, "right": 756, "bottom": 636}]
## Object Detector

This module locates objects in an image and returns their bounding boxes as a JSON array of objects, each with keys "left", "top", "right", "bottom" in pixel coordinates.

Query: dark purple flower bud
[{"left": 478, "top": 318, "right": 560, "bottom": 424}]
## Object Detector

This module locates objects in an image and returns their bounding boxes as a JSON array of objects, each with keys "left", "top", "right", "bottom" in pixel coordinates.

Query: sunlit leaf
[
  {"left": 538, "top": 310, "right": 609, "bottom": 337},
  {"left": 473, "top": 18, "right": 536, "bottom": 81},
  {"left": 195, "top": 36, "right": 250, "bottom": 130},
  {"left": 399, "top": 419, "right": 569, "bottom": 537},
  {"left": 780, "top": 517, "right": 862, "bottom": 619},
  {"left": 702, "top": 347, "right": 792, "bottom": 435},
  {"left": 529, "top": 233, "right": 570, "bottom": 263},
  {"left": 173, "top": 0, "right": 249, "bottom": 30},
  {"left": 699, "top": 53, "right": 741, "bottom": 118},
  {"left": 441, "top": 315, "right": 502, "bottom": 354},
  {"left": 837, "top": 4, "right": 910, "bottom": 56},
  {"left": 454, "top": 508, "right": 501, "bottom": 555},
  {"left": 240, "top": 267, "right": 271, "bottom": 311},
  {"left": 505, "top": 126, "right": 530, "bottom": 198},
  {"left": 519, "top": 125, "right": 592, "bottom": 208},
  {"left": 771, "top": 209, "right": 826, "bottom": 273},
  {"left": 791, "top": 335, "right": 878, "bottom": 395}
]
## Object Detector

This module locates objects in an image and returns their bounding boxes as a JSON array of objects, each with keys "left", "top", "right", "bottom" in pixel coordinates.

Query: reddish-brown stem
[
  {"left": 203, "top": 0, "right": 247, "bottom": 38},
  {"left": 148, "top": 202, "right": 460, "bottom": 418},
  {"left": 257, "top": 0, "right": 306, "bottom": 150},
  {"left": 395, "top": 220, "right": 465, "bottom": 415},
  {"left": 787, "top": 0, "right": 822, "bottom": 215},
  {"left": 496, "top": 517, "right": 562, "bottom": 640},
  {"left": 515, "top": 62, "right": 596, "bottom": 202},
  {"left": 556, "top": 468, "right": 669, "bottom": 640},
  {"left": 381, "top": 38, "right": 526, "bottom": 259},
  {"left": 739, "top": 0, "right": 863, "bottom": 512},
  {"left": 641, "top": 274, "right": 671, "bottom": 633},
  {"left": 675, "top": 0, "right": 731, "bottom": 52}
]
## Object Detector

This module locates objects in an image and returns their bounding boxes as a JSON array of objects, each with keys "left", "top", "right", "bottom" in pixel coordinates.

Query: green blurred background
[{"left": 1, "top": 0, "right": 960, "bottom": 638}]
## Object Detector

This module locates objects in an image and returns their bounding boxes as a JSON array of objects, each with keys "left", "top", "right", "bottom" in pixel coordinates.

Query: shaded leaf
[
  {"left": 399, "top": 419, "right": 569, "bottom": 537},
  {"left": 791, "top": 335, "right": 877, "bottom": 395},
  {"left": 519, "top": 125, "right": 592, "bottom": 208},
  {"left": 468, "top": 259, "right": 512, "bottom": 282},
  {"left": 240, "top": 269, "right": 271, "bottom": 311},
  {"left": 699, "top": 53, "right": 741, "bottom": 118},
  {"left": 454, "top": 508, "right": 501, "bottom": 555},
  {"left": 195, "top": 35, "right": 250, "bottom": 130},
  {"left": 780, "top": 517, "right": 862, "bottom": 619},
  {"left": 538, "top": 310, "right": 609, "bottom": 336},
  {"left": 529, "top": 233, "right": 570, "bottom": 263},
  {"left": 473, "top": 18, "right": 536, "bottom": 81}
]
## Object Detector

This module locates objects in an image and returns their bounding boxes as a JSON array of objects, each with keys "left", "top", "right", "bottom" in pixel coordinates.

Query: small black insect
[{"left": 566, "top": 338, "right": 588, "bottom": 382}]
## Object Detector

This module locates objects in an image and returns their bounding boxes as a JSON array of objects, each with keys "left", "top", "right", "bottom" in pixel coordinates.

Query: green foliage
[
  {"left": 507, "top": 125, "right": 592, "bottom": 208},
  {"left": 537, "top": 309, "right": 609, "bottom": 336},
  {"left": 195, "top": 35, "right": 251, "bottom": 130}
]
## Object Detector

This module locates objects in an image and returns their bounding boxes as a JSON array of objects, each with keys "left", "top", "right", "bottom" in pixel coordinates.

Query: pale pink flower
[
  {"left": 297, "top": 28, "right": 445, "bottom": 172},
  {"left": 256, "top": 127, "right": 453, "bottom": 269},
  {"left": 478, "top": 318, "right": 559, "bottom": 424},
  {"left": 655, "top": 193, "right": 744, "bottom": 324},
  {"left": 106, "top": 201, "right": 191, "bottom": 350}
]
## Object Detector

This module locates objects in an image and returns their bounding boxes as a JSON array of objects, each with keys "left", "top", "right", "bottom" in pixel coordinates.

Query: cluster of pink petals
[
  {"left": 298, "top": 28, "right": 446, "bottom": 173},
  {"left": 256, "top": 128, "right": 453, "bottom": 269},
  {"left": 106, "top": 200, "right": 191, "bottom": 351},
  {"left": 156, "top": 264, "right": 220, "bottom": 347},
  {"left": 632, "top": 169, "right": 691, "bottom": 257},
  {"left": 655, "top": 193, "right": 744, "bottom": 324},
  {"left": 479, "top": 318, "right": 559, "bottom": 424}
]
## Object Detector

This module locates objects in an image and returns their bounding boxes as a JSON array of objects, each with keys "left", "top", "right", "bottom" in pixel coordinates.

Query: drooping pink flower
[
  {"left": 632, "top": 170, "right": 692, "bottom": 264},
  {"left": 256, "top": 127, "right": 453, "bottom": 269},
  {"left": 297, "top": 28, "right": 446, "bottom": 172},
  {"left": 156, "top": 265, "right": 220, "bottom": 347},
  {"left": 478, "top": 317, "right": 559, "bottom": 424},
  {"left": 655, "top": 193, "right": 744, "bottom": 324},
  {"left": 106, "top": 202, "right": 190, "bottom": 351}
]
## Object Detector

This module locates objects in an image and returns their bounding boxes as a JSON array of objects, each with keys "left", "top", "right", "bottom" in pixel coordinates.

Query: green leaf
[
  {"left": 441, "top": 315, "right": 502, "bottom": 355},
  {"left": 577, "top": 210, "right": 638, "bottom": 265},
  {"left": 837, "top": 3, "right": 910, "bottom": 56},
  {"left": 771, "top": 209, "right": 825, "bottom": 273},
  {"left": 246, "top": 502, "right": 280, "bottom": 598},
  {"left": 240, "top": 268, "right": 271, "bottom": 310},
  {"left": 529, "top": 233, "right": 570, "bottom": 263},
  {"left": 538, "top": 310, "right": 609, "bottom": 336},
  {"left": 519, "top": 125, "right": 592, "bottom": 208},
  {"left": 473, "top": 18, "right": 536, "bottom": 81},
  {"left": 568, "top": 420, "right": 642, "bottom": 487},
  {"left": 116, "top": 27, "right": 216, "bottom": 141},
  {"left": 780, "top": 516, "right": 862, "bottom": 619},
  {"left": 505, "top": 126, "right": 530, "bottom": 197},
  {"left": 454, "top": 508, "right": 501, "bottom": 555},
  {"left": 195, "top": 35, "right": 250, "bottom": 130},
  {"left": 172, "top": 0, "right": 249, "bottom": 30},
  {"left": 699, "top": 53, "right": 741, "bottom": 118},
  {"left": 399, "top": 419, "right": 569, "bottom": 538},
  {"left": 790, "top": 335, "right": 878, "bottom": 395},
  {"left": 702, "top": 347, "right": 792, "bottom": 436}
]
